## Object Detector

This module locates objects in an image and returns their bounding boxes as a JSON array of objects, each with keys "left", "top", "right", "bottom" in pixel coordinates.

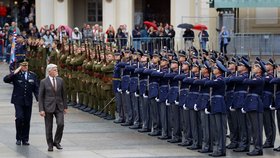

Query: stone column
[
  {"left": 35, "top": 0, "right": 54, "bottom": 27},
  {"left": 53, "top": 0, "right": 73, "bottom": 27}
]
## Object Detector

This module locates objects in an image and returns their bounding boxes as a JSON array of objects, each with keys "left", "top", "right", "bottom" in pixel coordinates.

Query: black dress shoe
[
  {"left": 73, "top": 104, "right": 82, "bottom": 108},
  {"left": 273, "top": 146, "right": 280, "bottom": 152},
  {"left": 247, "top": 150, "right": 263, "bottom": 156},
  {"left": 83, "top": 107, "right": 92, "bottom": 112},
  {"left": 187, "top": 145, "right": 201, "bottom": 150},
  {"left": 233, "top": 147, "right": 249, "bottom": 152},
  {"left": 148, "top": 131, "right": 160, "bottom": 136},
  {"left": 48, "top": 147, "right": 53, "bottom": 152},
  {"left": 263, "top": 143, "right": 274, "bottom": 148},
  {"left": 129, "top": 125, "right": 141, "bottom": 129},
  {"left": 198, "top": 149, "right": 212, "bottom": 153},
  {"left": 104, "top": 115, "right": 115, "bottom": 120},
  {"left": 22, "top": 141, "right": 30, "bottom": 146},
  {"left": 89, "top": 109, "right": 97, "bottom": 114},
  {"left": 167, "top": 138, "right": 181, "bottom": 143},
  {"left": 113, "top": 119, "right": 124, "bottom": 124},
  {"left": 209, "top": 152, "right": 226, "bottom": 157},
  {"left": 226, "top": 143, "right": 238, "bottom": 149},
  {"left": 178, "top": 142, "right": 192, "bottom": 147},
  {"left": 54, "top": 143, "right": 63, "bottom": 150},
  {"left": 78, "top": 105, "right": 87, "bottom": 110},
  {"left": 16, "top": 140, "right": 21, "bottom": 145},
  {"left": 138, "top": 128, "right": 150, "bottom": 133},
  {"left": 99, "top": 113, "right": 107, "bottom": 118},
  {"left": 94, "top": 111, "right": 102, "bottom": 116},
  {"left": 158, "top": 135, "right": 170, "bottom": 140},
  {"left": 121, "top": 122, "right": 132, "bottom": 126}
]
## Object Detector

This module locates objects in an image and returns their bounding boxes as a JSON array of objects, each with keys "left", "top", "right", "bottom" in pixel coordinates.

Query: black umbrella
[{"left": 177, "top": 23, "right": 194, "bottom": 29}]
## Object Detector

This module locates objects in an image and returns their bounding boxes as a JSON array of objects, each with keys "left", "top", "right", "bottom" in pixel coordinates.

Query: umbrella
[
  {"left": 177, "top": 23, "right": 193, "bottom": 29},
  {"left": 57, "top": 25, "right": 73, "bottom": 37},
  {"left": 144, "top": 21, "right": 158, "bottom": 30},
  {"left": 193, "top": 24, "right": 208, "bottom": 30}
]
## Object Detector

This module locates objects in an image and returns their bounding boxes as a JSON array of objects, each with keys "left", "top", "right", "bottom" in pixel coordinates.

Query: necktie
[
  {"left": 24, "top": 72, "right": 27, "bottom": 80},
  {"left": 53, "top": 77, "right": 56, "bottom": 91}
]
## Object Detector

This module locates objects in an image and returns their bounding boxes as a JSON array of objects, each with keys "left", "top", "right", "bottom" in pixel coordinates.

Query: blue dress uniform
[
  {"left": 230, "top": 59, "right": 250, "bottom": 152},
  {"left": 3, "top": 68, "right": 39, "bottom": 144},
  {"left": 117, "top": 60, "right": 133, "bottom": 126},
  {"left": 143, "top": 62, "right": 161, "bottom": 136},
  {"left": 175, "top": 68, "right": 192, "bottom": 146},
  {"left": 205, "top": 60, "right": 227, "bottom": 157},
  {"left": 165, "top": 66, "right": 181, "bottom": 143},
  {"left": 242, "top": 63, "right": 265, "bottom": 156},
  {"left": 183, "top": 67, "right": 202, "bottom": 150},
  {"left": 126, "top": 59, "right": 141, "bottom": 129},
  {"left": 135, "top": 61, "right": 150, "bottom": 132},
  {"left": 270, "top": 77, "right": 280, "bottom": 151},
  {"left": 193, "top": 63, "right": 211, "bottom": 153},
  {"left": 262, "top": 62, "right": 276, "bottom": 148},
  {"left": 152, "top": 65, "right": 170, "bottom": 139},
  {"left": 113, "top": 58, "right": 124, "bottom": 123}
]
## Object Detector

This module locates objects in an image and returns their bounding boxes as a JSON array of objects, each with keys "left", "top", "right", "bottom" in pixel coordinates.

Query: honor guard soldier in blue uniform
[
  {"left": 205, "top": 60, "right": 227, "bottom": 157},
  {"left": 262, "top": 58, "right": 276, "bottom": 148},
  {"left": 225, "top": 58, "right": 239, "bottom": 149},
  {"left": 113, "top": 51, "right": 124, "bottom": 124},
  {"left": 126, "top": 50, "right": 142, "bottom": 129},
  {"left": 231, "top": 57, "right": 250, "bottom": 152},
  {"left": 153, "top": 56, "right": 171, "bottom": 140},
  {"left": 176, "top": 60, "right": 192, "bottom": 146},
  {"left": 193, "top": 60, "right": 212, "bottom": 153},
  {"left": 135, "top": 52, "right": 151, "bottom": 133},
  {"left": 165, "top": 57, "right": 181, "bottom": 143},
  {"left": 242, "top": 59, "right": 265, "bottom": 156},
  {"left": 143, "top": 51, "right": 161, "bottom": 136},
  {"left": 4, "top": 59, "right": 39, "bottom": 146},
  {"left": 183, "top": 60, "right": 202, "bottom": 150},
  {"left": 270, "top": 64, "right": 280, "bottom": 152},
  {"left": 116, "top": 49, "right": 133, "bottom": 126}
]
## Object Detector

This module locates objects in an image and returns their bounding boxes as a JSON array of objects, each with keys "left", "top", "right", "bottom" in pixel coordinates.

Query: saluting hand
[{"left": 14, "top": 66, "right": 22, "bottom": 74}]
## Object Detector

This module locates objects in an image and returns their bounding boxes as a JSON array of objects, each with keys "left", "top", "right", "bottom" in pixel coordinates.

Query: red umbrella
[
  {"left": 144, "top": 21, "right": 158, "bottom": 30},
  {"left": 193, "top": 24, "right": 208, "bottom": 30}
]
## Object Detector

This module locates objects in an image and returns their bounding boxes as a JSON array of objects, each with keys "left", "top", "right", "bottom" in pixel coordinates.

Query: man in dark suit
[
  {"left": 38, "top": 63, "right": 67, "bottom": 152},
  {"left": 3, "top": 59, "right": 39, "bottom": 146}
]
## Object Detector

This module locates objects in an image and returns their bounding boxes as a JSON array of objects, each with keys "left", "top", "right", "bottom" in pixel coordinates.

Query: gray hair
[{"left": 46, "top": 64, "right": 57, "bottom": 75}]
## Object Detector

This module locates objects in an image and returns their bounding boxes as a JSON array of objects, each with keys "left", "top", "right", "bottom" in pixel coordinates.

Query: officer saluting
[{"left": 4, "top": 59, "right": 39, "bottom": 146}]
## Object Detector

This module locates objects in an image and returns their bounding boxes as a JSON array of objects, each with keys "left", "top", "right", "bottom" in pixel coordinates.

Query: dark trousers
[
  {"left": 228, "top": 110, "right": 239, "bottom": 145},
  {"left": 236, "top": 110, "right": 249, "bottom": 149},
  {"left": 171, "top": 103, "right": 181, "bottom": 140},
  {"left": 263, "top": 109, "right": 276, "bottom": 146},
  {"left": 180, "top": 108, "right": 192, "bottom": 143},
  {"left": 200, "top": 110, "right": 212, "bottom": 151},
  {"left": 277, "top": 110, "right": 280, "bottom": 137},
  {"left": 131, "top": 93, "right": 140, "bottom": 126},
  {"left": 44, "top": 107, "right": 64, "bottom": 148},
  {"left": 160, "top": 102, "right": 171, "bottom": 137},
  {"left": 189, "top": 109, "right": 202, "bottom": 147},
  {"left": 14, "top": 104, "right": 32, "bottom": 142},
  {"left": 150, "top": 98, "right": 160, "bottom": 133},
  {"left": 247, "top": 111, "right": 263, "bottom": 152},
  {"left": 140, "top": 96, "right": 150, "bottom": 130},
  {"left": 210, "top": 113, "right": 227, "bottom": 154},
  {"left": 122, "top": 92, "right": 133, "bottom": 124},
  {"left": 220, "top": 42, "right": 228, "bottom": 54},
  {"left": 115, "top": 92, "right": 124, "bottom": 121}
]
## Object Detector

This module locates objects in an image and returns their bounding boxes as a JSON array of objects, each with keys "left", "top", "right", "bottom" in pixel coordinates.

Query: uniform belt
[
  {"left": 130, "top": 77, "right": 138, "bottom": 79},
  {"left": 180, "top": 88, "right": 188, "bottom": 91},
  {"left": 247, "top": 93, "right": 259, "bottom": 97},
  {"left": 112, "top": 78, "right": 121, "bottom": 81},
  {"left": 189, "top": 92, "right": 199, "bottom": 95},
  {"left": 235, "top": 90, "right": 247, "bottom": 94},
  {"left": 140, "top": 79, "right": 147, "bottom": 82},
  {"left": 200, "top": 93, "right": 210, "bottom": 96},
  {"left": 211, "top": 95, "right": 224, "bottom": 98},
  {"left": 149, "top": 82, "right": 158, "bottom": 85},
  {"left": 160, "top": 85, "right": 169, "bottom": 88},
  {"left": 263, "top": 91, "right": 273, "bottom": 95},
  {"left": 122, "top": 75, "right": 130, "bottom": 78},
  {"left": 170, "top": 86, "right": 179, "bottom": 88},
  {"left": 226, "top": 90, "right": 234, "bottom": 93}
]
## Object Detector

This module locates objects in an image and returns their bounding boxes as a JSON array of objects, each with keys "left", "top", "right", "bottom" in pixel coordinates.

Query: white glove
[
  {"left": 183, "top": 104, "right": 187, "bottom": 110},
  {"left": 117, "top": 88, "right": 122, "bottom": 93},
  {"left": 157, "top": 69, "right": 160, "bottom": 72},
  {"left": 155, "top": 97, "right": 160, "bottom": 102},
  {"left": 143, "top": 93, "right": 148, "bottom": 98},
  {"left": 205, "top": 108, "right": 210, "bottom": 114},
  {"left": 194, "top": 104, "right": 198, "bottom": 111},
  {"left": 229, "top": 106, "right": 236, "bottom": 112},
  {"left": 270, "top": 105, "right": 276, "bottom": 110},
  {"left": 134, "top": 92, "right": 139, "bottom": 97},
  {"left": 175, "top": 100, "right": 179, "bottom": 105},
  {"left": 241, "top": 108, "right": 246, "bottom": 114},
  {"left": 165, "top": 100, "right": 170, "bottom": 106},
  {"left": 126, "top": 90, "right": 130, "bottom": 94}
]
